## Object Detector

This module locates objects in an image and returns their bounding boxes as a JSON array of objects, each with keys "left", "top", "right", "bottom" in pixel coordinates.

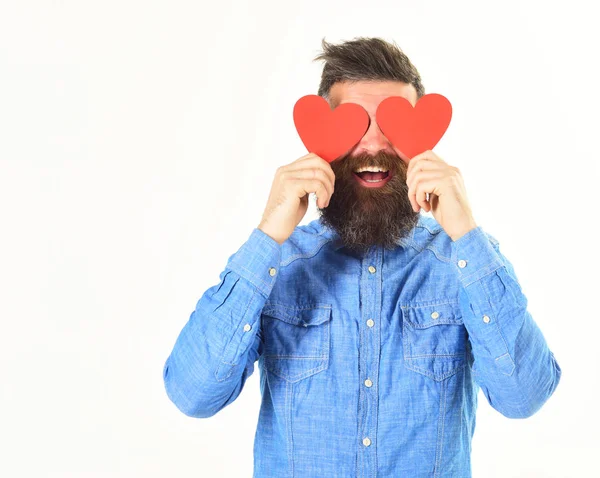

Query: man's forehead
[{"left": 329, "top": 80, "right": 418, "bottom": 109}]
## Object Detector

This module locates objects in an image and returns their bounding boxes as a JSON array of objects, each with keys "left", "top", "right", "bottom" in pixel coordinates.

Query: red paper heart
[
  {"left": 376, "top": 93, "right": 452, "bottom": 160},
  {"left": 293, "top": 95, "right": 369, "bottom": 162}
]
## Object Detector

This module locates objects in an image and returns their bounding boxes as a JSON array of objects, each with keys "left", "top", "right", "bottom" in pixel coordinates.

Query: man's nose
[{"left": 354, "top": 118, "right": 392, "bottom": 154}]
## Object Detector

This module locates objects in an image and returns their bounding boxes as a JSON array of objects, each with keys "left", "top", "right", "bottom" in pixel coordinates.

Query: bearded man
[{"left": 163, "top": 36, "right": 561, "bottom": 478}]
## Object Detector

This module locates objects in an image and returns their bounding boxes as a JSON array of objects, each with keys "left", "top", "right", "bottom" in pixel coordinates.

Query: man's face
[{"left": 317, "top": 80, "right": 421, "bottom": 256}]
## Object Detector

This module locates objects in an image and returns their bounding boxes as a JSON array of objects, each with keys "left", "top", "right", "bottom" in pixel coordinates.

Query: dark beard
[{"left": 317, "top": 149, "right": 420, "bottom": 256}]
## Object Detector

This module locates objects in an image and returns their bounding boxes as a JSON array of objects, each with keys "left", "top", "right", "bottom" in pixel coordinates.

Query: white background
[{"left": 1, "top": 1, "right": 598, "bottom": 477}]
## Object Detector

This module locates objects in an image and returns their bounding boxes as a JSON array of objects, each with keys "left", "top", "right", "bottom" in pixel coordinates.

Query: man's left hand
[{"left": 402, "top": 149, "right": 478, "bottom": 242}]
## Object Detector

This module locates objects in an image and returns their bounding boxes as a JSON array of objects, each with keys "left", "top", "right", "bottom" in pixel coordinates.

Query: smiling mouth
[{"left": 353, "top": 170, "right": 392, "bottom": 187}]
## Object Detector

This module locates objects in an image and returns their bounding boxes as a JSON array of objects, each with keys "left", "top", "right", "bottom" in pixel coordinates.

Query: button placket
[{"left": 358, "top": 252, "right": 380, "bottom": 465}]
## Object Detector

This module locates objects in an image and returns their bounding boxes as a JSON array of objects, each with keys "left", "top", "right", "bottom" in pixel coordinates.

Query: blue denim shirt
[{"left": 163, "top": 213, "right": 561, "bottom": 477}]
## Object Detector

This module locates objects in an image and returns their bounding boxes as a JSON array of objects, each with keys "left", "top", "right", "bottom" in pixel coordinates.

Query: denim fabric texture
[{"left": 163, "top": 213, "right": 562, "bottom": 477}]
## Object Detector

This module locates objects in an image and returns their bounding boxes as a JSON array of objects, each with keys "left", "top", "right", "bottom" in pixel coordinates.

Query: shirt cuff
[
  {"left": 226, "top": 227, "right": 282, "bottom": 298},
  {"left": 451, "top": 226, "right": 505, "bottom": 287}
]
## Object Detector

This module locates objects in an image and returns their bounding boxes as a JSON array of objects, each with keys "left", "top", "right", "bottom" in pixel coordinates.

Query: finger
[
  {"left": 407, "top": 171, "right": 439, "bottom": 212},
  {"left": 414, "top": 179, "right": 438, "bottom": 212},
  {"left": 309, "top": 179, "right": 331, "bottom": 208},
  {"left": 291, "top": 152, "right": 327, "bottom": 170},
  {"left": 410, "top": 149, "right": 439, "bottom": 163},
  {"left": 407, "top": 150, "right": 441, "bottom": 177},
  {"left": 407, "top": 162, "right": 445, "bottom": 192},
  {"left": 294, "top": 152, "right": 320, "bottom": 162},
  {"left": 407, "top": 183, "right": 419, "bottom": 212},
  {"left": 407, "top": 169, "right": 439, "bottom": 195},
  {"left": 407, "top": 155, "right": 428, "bottom": 180},
  {"left": 407, "top": 183, "right": 425, "bottom": 212},
  {"left": 289, "top": 167, "right": 334, "bottom": 204},
  {"left": 292, "top": 178, "right": 329, "bottom": 208},
  {"left": 309, "top": 155, "right": 336, "bottom": 188},
  {"left": 417, "top": 188, "right": 430, "bottom": 212},
  {"left": 408, "top": 173, "right": 436, "bottom": 212},
  {"left": 407, "top": 156, "right": 435, "bottom": 180},
  {"left": 286, "top": 156, "right": 335, "bottom": 192}
]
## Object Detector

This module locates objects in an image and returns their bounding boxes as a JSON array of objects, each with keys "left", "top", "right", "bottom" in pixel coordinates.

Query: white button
[
  {"left": 431, "top": 311, "right": 439, "bottom": 319},
  {"left": 483, "top": 315, "right": 490, "bottom": 323},
  {"left": 368, "top": 265, "right": 376, "bottom": 273},
  {"left": 243, "top": 323, "right": 251, "bottom": 332},
  {"left": 269, "top": 267, "right": 277, "bottom": 276},
  {"left": 363, "top": 437, "right": 371, "bottom": 447},
  {"left": 364, "top": 379, "right": 373, "bottom": 387},
  {"left": 366, "top": 319, "right": 374, "bottom": 327},
  {"left": 458, "top": 259, "right": 467, "bottom": 268}
]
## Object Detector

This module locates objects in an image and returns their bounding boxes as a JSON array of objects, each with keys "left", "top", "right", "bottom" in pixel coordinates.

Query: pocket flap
[
  {"left": 261, "top": 303, "right": 332, "bottom": 327},
  {"left": 403, "top": 301, "right": 463, "bottom": 328}
]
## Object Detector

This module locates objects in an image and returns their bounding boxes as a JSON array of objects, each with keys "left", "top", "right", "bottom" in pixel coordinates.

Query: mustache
[{"left": 332, "top": 150, "right": 406, "bottom": 176}]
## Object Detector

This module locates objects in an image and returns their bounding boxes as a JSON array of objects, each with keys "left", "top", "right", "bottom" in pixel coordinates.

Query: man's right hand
[{"left": 258, "top": 153, "right": 336, "bottom": 245}]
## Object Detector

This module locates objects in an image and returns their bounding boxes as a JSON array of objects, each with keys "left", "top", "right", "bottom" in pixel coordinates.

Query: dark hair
[{"left": 313, "top": 36, "right": 425, "bottom": 101}]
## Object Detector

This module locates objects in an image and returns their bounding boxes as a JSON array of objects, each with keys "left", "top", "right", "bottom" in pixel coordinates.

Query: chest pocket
[
  {"left": 260, "top": 302, "right": 332, "bottom": 383},
  {"left": 402, "top": 300, "right": 467, "bottom": 381}
]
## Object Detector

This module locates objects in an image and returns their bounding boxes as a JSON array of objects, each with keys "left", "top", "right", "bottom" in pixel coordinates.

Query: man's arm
[
  {"left": 452, "top": 226, "right": 562, "bottom": 418},
  {"left": 162, "top": 227, "right": 281, "bottom": 418}
]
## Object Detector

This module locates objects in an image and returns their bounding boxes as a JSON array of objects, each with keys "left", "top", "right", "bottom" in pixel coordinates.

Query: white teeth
[{"left": 353, "top": 166, "right": 389, "bottom": 173}]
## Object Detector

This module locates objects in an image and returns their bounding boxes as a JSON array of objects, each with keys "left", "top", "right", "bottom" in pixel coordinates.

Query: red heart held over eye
[
  {"left": 376, "top": 93, "right": 452, "bottom": 160},
  {"left": 293, "top": 95, "right": 370, "bottom": 163}
]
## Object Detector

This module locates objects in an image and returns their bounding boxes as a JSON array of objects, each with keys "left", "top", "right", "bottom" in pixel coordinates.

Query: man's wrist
[
  {"left": 257, "top": 222, "right": 287, "bottom": 245},
  {"left": 449, "top": 220, "right": 479, "bottom": 242}
]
